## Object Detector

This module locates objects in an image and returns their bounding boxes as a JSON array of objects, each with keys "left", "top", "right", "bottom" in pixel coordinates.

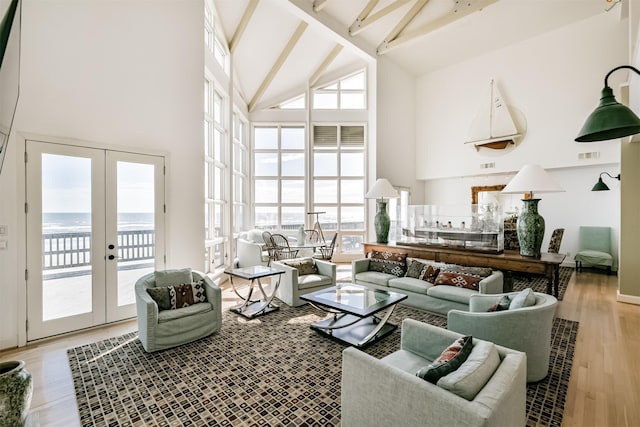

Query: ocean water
[{"left": 43, "top": 212, "right": 154, "bottom": 233}]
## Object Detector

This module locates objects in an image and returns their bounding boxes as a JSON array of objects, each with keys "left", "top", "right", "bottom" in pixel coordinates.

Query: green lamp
[
  {"left": 365, "top": 178, "right": 399, "bottom": 244},
  {"left": 592, "top": 172, "right": 621, "bottom": 191},
  {"left": 576, "top": 65, "right": 640, "bottom": 142}
]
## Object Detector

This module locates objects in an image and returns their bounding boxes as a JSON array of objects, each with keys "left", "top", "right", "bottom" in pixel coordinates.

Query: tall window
[
  {"left": 232, "top": 112, "right": 249, "bottom": 234},
  {"left": 253, "top": 126, "right": 306, "bottom": 231},
  {"left": 204, "top": 2, "right": 228, "bottom": 74},
  {"left": 312, "top": 71, "right": 366, "bottom": 110},
  {"left": 312, "top": 125, "right": 366, "bottom": 254},
  {"left": 204, "top": 80, "right": 228, "bottom": 272}
]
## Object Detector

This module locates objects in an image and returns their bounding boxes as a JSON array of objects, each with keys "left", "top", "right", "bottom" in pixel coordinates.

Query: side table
[{"left": 224, "top": 265, "right": 285, "bottom": 319}]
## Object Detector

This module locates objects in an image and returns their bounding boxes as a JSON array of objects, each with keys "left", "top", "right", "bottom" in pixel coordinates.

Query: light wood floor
[{"left": 1, "top": 269, "right": 638, "bottom": 426}]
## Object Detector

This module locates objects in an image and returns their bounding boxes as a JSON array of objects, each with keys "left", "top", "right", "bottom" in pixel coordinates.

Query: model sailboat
[{"left": 465, "top": 79, "right": 522, "bottom": 151}]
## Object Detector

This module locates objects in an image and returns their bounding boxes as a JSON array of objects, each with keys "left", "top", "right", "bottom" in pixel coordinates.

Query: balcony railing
[{"left": 43, "top": 230, "right": 155, "bottom": 279}]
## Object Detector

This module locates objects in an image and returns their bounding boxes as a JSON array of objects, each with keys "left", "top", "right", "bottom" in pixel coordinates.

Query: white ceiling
[{"left": 213, "top": 0, "right": 617, "bottom": 110}]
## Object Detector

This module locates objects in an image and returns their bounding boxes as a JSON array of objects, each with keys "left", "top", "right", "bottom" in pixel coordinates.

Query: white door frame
[{"left": 23, "top": 137, "right": 166, "bottom": 341}]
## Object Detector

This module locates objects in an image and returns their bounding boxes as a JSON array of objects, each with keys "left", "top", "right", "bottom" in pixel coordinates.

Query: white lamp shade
[
  {"left": 365, "top": 178, "right": 399, "bottom": 199},
  {"left": 502, "top": 164, "right": 565, "bottom": 195}
]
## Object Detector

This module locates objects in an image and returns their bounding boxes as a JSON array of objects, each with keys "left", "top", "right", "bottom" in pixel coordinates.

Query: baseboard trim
[{"left": 617, "top": 291, "right": 640, "bottom": 305}]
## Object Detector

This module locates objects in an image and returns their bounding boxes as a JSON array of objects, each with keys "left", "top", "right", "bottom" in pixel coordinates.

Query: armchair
[
  {"left": 341, "top": 320, "right": 526, "bottom": 427},
  {"left": 135, "top": 269, "right": 222, "bottom": 352},
  {"left": 235, "top": 238, "right": 269, "bottom": 268},
  {"left": 272, "top": 258, "right": 336, "bottom": 306},
  {"left": 447, "top": 291, "right": 557, "bottom": 382},
  {"left": 574, "top": 226, "right": 614, "bottom": 273}
]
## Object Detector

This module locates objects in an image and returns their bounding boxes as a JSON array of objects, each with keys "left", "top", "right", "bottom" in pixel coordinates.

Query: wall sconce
[
  {"left": 575, "top": 65, "right": 640, "bottom": 142},
  {"left": 591, "top": 172, "right": 621, "bottom": 191}
]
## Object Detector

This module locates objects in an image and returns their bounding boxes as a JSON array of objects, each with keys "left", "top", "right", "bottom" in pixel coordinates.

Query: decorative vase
[
  {"left": 516, "top": 198, "right": 545, "bottom": 257},
  {"left": 374, "top": 200, "right": 391, "bottom": 243},
  {"left": 297, "top": 226, "right": 306, "bottom": 246},
  {"left": 0, "top": 360, "right": 33, "bottom": 426}
]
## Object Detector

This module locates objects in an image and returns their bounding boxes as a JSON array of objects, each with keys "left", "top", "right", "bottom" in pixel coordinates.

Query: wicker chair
[{"left": 270, "top": 233, "right": 299, "bottom": 260}]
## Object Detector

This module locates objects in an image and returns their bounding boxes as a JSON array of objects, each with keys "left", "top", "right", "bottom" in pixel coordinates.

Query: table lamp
[
  {"left": 365, "top": 178, "right": 399, "bottom": 243},
  {"left": 502, "top": 165, "right": 564, "bottom": 257}
]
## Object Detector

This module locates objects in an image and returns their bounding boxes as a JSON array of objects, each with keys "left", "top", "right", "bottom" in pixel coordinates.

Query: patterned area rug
[
  {"left": 512, "top": 266, "right": 573, "bottom": 301},
  {"left": 68, "top": 305, "right": 578, "bottom": 427}
]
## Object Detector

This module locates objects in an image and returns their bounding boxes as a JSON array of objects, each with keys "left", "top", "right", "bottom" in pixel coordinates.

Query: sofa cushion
[
  {"left": 157, "top": 302, "right": 212, "bottom": 323},
  {"left": 427, "top": 285, "right": 476, "bottom": 305},
  {"left": 297, "top": 274, "right": 333, "bottom": 290},
  {"left": 509, "top": 288, "right": 536, "bottom": 309},
  {"left": 437, "top": 340, "right": 501, "bottom": 400},
  {"left": 355, "top": 271, "right": 395, "bottom": 287},
  {"left": 147, "top": 280, "right": 208, "bottom": 311},
  {"left": 434, "top": 271, "right": 482, "bottom": 291},
  {"left": 283, "top": 258, "right": 318, "bottom": 275},
  {"left": 154, "top": 268, "right": 193, "bottom": 287},
  {"left": 416, "top": 335, "right": 473, "bottom": 384},
  {"left": 389, "top": 277, "right": 432, "bottom": 295},
  {"left": 369, "top": 250, "right": 407, "bottom": 277}
]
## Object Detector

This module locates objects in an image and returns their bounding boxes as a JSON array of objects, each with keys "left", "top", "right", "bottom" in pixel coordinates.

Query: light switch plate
[
  {"left": 0, "top": 240, "right": 7, "bottom": 250},
  {"left": 0, "top": 225, "right": 7, "bottom": 235}
]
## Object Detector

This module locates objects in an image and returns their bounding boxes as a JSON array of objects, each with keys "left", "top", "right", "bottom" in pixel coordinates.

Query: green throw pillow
[
  {"left": 416, "top": 335, "right": 473, "bottom": 384},
  {"left": 405, "top": 260, "right": 426, "bottom": 278},
  {"left": 147, "top": 286, "right": 171, "bottom": 311}
]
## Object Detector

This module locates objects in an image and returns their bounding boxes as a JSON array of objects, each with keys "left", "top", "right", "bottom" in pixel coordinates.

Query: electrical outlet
[{"left": 0, "top": 225, "right": 7, "bottom": 235}]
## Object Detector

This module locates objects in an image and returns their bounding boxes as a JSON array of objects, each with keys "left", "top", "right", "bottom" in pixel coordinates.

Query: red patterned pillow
[
  {"left": 416, "top": 335, "right": 473, "bottom": 383},
  {"left": 419, "top": 265, "right": 440, "bottom": 284},
  {"left": 434, "top": 272, "right": 482, "bottom": 291},
  {"left": 368, "top": 250, "right": 407, "bottom": 277}
]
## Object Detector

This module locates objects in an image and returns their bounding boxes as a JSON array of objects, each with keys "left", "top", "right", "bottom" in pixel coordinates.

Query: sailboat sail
[{"left": 465, "top": 79, "right": 521, "bottom": 150}]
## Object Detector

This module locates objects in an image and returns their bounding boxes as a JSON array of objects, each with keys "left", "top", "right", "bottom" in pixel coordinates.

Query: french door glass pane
[
  {"left": 281, "top": 207, "right": 304, "bottom": 230},
  {"left": 281, "top": 127, "right": 305, "bottom": 149},
  {"left": 340, "top": 152, "right": 364, "bottom": 176},
  {"left": 314, "top": 180, "right": 337, "bottom": 203},
  {"left": 281, "top": 152, "right": 304, "bottom": 176},
  {"left": 116, "top": 161, "right": 155, "bottom": 307},
  {"left": 254, "top": 127, "right": 278, "bottom": 149},
  {"left": 281, "top": 179, "right": 304, "bottom": 203},
  {"left": 255, "top": 153, "right": 278, "bottom": 176},
  {"left": 255, "top": 206, "right": 277, "bottom": 229},
  {"left": 41, "top": 154, "right": 93, "bottom": 321},
  {"left": 314, "top": 152, "right": 337, "bottom": 176},
  {"left": 255, "top": 180, "right": 278, "bottom": 203},
  {"left": 341, "top": 179, "right": 364, "bottom": 203},
  {"left": 340, "top": 206, "right": 365, "bottom": 230}
]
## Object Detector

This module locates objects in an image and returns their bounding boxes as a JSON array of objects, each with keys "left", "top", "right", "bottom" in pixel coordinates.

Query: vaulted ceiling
[{"left": 213, "top": 0, "right": 617, "bottom": 111}]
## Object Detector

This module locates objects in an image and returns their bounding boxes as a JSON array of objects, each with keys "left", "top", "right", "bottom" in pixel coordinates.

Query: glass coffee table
[
  {"left": 301, "top": 283, "right": 407, "bottom": 348},
  {"left": 225, "top": 265, "right": 285, "bottom": 319}
]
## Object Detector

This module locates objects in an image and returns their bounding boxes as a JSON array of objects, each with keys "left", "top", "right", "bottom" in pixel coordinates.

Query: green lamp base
[
  {"left": 374, "top": 200, "right": 391, "bottom": 244},
  {"left": 517, "top": 198, "right": 545, "bottom": 257}
]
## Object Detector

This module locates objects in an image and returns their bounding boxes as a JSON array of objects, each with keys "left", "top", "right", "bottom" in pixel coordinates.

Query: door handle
[
  {"left": 108, "top": 255, "right": 118, "bottom": 260},
  {"left": 108, "top": 244, "right": 115, "bottom": 250}
]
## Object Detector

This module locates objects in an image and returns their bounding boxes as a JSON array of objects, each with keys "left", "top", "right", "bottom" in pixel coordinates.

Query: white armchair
[
  {"left": 235, "top": 238, "right": 269, "bottom": 268},
  {"left": 272, "top": 258, "right": 336, "bottom": 306}
]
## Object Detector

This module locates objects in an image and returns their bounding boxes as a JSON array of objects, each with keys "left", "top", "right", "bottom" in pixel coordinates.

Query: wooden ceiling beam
[
  {"left": 229, "top": 0, "right": 259, "bottom": 54},
  {"left": 309, "top": 43, "right": 343, "bottom": 87},
  {"left": 249, "top": 22, "right": 308, "bottom": 112},
  {"left": 380, "top": 0, "right": 430, "bottom": 49},
  {"left": 349, "top": 0, "right": 411, "bottom": 36},
  {"left": 313, "top": 0, "right": 329, "bottom": 12},
  {"left": 378, "top": 0, "right": 499, "bottom": 54}
]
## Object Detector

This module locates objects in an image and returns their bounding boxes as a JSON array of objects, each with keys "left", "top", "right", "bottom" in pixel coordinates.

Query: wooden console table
[{"left": 363, "top": 242, "right": 567, "bottom": 298}]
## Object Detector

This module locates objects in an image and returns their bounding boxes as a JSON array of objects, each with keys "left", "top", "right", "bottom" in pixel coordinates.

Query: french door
[{"left": 25, "top": 141, "right": 165, "bottom": 340}]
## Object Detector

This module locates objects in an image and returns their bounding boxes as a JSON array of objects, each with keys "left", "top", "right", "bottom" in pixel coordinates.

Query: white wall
[
  {"left": 0, "top": 0, "right": 204, "bottom": 349},
  {"left": 376, "top": 57, "right": 423, "bottom": 203},
  {"left": 416, "top": 12, "right": 626, "bottom": 180}
]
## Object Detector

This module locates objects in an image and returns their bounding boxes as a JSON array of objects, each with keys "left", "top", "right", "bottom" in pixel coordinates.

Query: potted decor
[{"left": 0, "top": 360, "right": 33, "bottom": 426}]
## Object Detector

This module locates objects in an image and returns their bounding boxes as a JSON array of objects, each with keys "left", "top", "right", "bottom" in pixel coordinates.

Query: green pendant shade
[
  {"left": 591, "top": 172, "right": 620, "bottom": 191},
  {"left": 576, "top": 66, "right": 640, "bottom": 142},
  {"left": 591, "top": 177, "right": 610, "bottom": 191}
]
